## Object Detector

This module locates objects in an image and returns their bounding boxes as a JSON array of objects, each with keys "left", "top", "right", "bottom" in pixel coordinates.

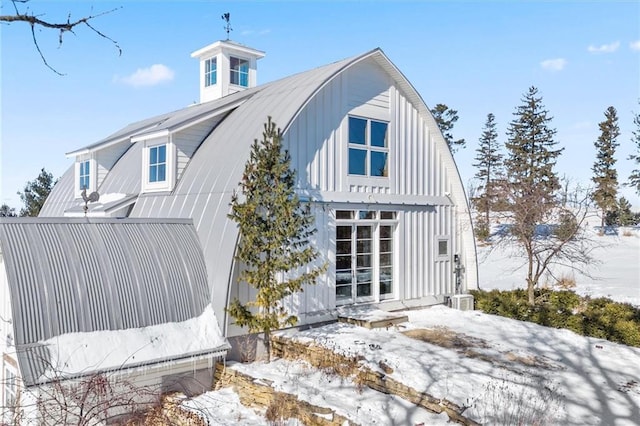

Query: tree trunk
[
  {"left": 264, "top": 330, "right": 271, "bottom": 362},
  {"left": 527, "top": 250, "right": 535, "bottom": 306}
]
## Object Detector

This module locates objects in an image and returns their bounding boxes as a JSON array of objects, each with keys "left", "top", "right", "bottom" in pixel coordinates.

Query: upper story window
[
  {"left": 205, "top": 57, "right": 217, "bottom": 87},
  {"left": 79, "top": 160, "right": 90, "bottom": 190},
  {"left": 348, "top": 116, "right": 389, "bottom": 177},
  {"left": 230, "top": 56, "right": 249, "bottom": 87},
  {"left": 149, "top": 144, "right": 167, "bottom": 183}
]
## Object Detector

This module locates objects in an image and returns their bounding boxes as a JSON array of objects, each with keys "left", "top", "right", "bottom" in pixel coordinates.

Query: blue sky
[{"left": 1, "top": 0, "right": 639, "bottom": 209}]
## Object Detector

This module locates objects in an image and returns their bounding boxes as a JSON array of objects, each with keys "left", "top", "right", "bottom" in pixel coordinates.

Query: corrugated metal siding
[{"left": 0, "top": 218, "right": 212, "bottom": 386}]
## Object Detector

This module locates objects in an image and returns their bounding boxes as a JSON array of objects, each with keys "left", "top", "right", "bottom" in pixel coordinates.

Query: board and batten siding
[
  {"left": 285, "top": 59, "right": 454, "bottom": 200},
  {"left": 279, "top": 58, "right": 462, "bottom": 317}
]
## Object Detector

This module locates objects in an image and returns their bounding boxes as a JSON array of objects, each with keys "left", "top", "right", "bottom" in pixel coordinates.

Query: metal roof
[
  {"left": 0, "top": 218, "right": 223, "bottom": 386},
  {"left": 40, "top": 47, "right": 477, "bottom": 332}
]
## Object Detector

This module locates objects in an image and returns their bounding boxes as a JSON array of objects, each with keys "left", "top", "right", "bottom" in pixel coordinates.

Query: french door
[
  {"left": 336, "top": 224, "right": 374, "bottom": 303},
  {"left": 335, "top": 210, "right": 396, "bottom": 305}
]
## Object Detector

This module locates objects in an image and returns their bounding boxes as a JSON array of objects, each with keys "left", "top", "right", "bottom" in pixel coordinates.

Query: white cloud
[
  {"left": 630, "top": 40, "right": 640, "bottom": 51},
  {"left": 115, "top": 64, "right": 175, "bottom": 88},
  {"left": 587, "top": 41, "right": 620, "bottom": 54},
  {"left": 240, "top": 28, "right": 271, "bottom": 36},
  {"left": 540, "top": 58, "right": 567, "bottom": 72}
]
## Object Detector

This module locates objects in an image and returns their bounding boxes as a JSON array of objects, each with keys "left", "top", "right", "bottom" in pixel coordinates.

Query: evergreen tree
[
  {"left": 616, "top": 197, "right": 634, "bottom": 226},
  {"left": 430, "top": 103, "right": 466, "bottom": 153},
  {"left": 0, "top": 204, "right": 17, "bottom": 217},
  {"left": 227, "top": 117, "right": 326, "bottom": 361},
  {"left": 503, "top": 86, "right": 564, "bottom": 305},
  {"left": 18, "top": 168, "right": 55, "bottom": 217},
  {"left": 472, "top": 113, "right": 503, "bottom": 231},
  {"left": 627, "top": 107, "right": 640, "bottom": 196},
  {"left": 591, "top": 106, "right": 620, "bottom": 228}
]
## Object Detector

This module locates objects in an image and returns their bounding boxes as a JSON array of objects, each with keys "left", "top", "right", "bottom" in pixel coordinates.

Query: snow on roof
[
  {"left": 38, "top": 304, "right": 229, "bottom": 382},
  {"left": 0, "top": 218, "right": 227, "bottom": 386}
]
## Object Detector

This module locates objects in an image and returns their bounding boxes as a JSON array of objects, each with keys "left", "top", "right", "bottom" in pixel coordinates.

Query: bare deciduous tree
[
  {"left": 496, "top": 87, "right": 596, "bottom": 306},
  {"left": 0, "top": 0, "right": 121, "bottom": 74}
]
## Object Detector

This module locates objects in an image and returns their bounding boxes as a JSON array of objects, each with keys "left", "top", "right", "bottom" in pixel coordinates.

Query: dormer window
[
  {"left": 74, "top": 158, "right": 95, "bottom": 197},
  {"left": 230, "top": 56, "right": 249, "bottom": 87},
  {"left": 140, "top": 137, "right": 174, "bottom": 193},
  {"left": 149, "top": 144, "right": 167, "bottom": 183},
  {"left": 204, "top": 58, "right": 217, "bottom": 87},
  {"left": 79, "top": 160, "right": 91, "bottom": 189}
]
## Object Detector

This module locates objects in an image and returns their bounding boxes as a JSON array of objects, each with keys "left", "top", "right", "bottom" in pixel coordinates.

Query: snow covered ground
[
  {"left": 477, "top": 226, "right": 640, "bottom": 306},
  {"left": 186, "top": 307, "right": 640, "bottom": 425},
  {"left": 181, "top": 222, "right": 639, "bottom": 425}
]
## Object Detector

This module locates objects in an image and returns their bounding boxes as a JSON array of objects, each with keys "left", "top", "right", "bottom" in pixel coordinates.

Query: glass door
[
  {"left": 355, "top": 225, "right": 373, "bottom": 301},
  {"left": 336, "top": 224, "right": 374, "bottom": 304},
  {"left": 336, "top": 225, "right": 354, "bottom": 302}
]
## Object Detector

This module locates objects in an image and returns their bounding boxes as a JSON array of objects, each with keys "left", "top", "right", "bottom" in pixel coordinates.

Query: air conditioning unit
[{"left": 451, "top": 294, "right": 474, "bottom": 311}]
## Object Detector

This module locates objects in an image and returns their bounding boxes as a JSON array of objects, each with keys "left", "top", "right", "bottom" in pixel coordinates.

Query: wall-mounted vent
[{"left": 451, "top": 294, "right": 474, "bottom": 311}]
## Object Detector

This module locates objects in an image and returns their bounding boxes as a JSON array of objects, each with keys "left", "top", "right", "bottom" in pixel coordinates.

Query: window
[
  {"left": 348, "top": 117, "right": 389, "bottom": 177},
  {"left": 230, "top": 56, "right": 249, "bottom": 87},
  {"left": 205, "top": 57, "right": 217, "bottom": 87},
  {"left": 79, "top": 160, "right": 90, "bottom": 190},
  {"left": 437, "top": 237, "right": 450, "bottom": 260},
  {"left": 149, "top": 144, "right": 166, "bottom": 183},
  {"left": 335, "top": 210, "right": 396, "bottom": 304}
]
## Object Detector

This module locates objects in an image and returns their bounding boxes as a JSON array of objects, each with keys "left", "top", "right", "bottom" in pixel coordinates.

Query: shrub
[
  {"left": 474, "top": 218, "right": 490, "bottom": 242},
  {"left": 471, "top": 289, "right": 640, "bottom": 347}
]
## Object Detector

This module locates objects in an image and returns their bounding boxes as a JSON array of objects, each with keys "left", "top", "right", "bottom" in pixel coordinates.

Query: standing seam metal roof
[{"left": 0, "top": 218, "right": 219, "bottom": 386}]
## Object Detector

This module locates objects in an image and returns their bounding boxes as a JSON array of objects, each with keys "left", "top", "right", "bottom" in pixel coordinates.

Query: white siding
[
  {"left": 96, "top": 144, "right": 127, "bottom": 190},
  {"left": 174, "top": 120, "right": 217, "bottom": 180},
  {"left": 279, "top": 57, "right": 468, "bottom": 323}
]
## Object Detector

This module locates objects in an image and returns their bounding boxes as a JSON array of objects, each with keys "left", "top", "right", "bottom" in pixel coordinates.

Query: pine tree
[
  {"left": 591, "top": 106, "right": 620, "bottom": 228},
  {"left": 627, "top": 108, "right": 640, "bottom": 196},
  {"left": 503, "top": 86, "right": 564, "bottom": 305},
  {"left": 227, "top": 117, "right": 326, "bottom": 361},
  {"left": 18, "top": 167, "right": 55, "bottom": 217},
  {"left": 0, "top": 204, "right": 17, "bottom": 217},
  {"left": 616, "top": 197, "right": 634, "bottom": 226},
  {"left": 472, "top": 113, "right": 503, "bottom": 231},
  {"left": 430, "top": 103, "right": 466, "bottom": 153}
]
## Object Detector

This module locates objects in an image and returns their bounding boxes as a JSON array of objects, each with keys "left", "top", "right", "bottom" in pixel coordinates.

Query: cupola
[{"left": 191, "top": 40, "right": 265, "bottom": 103}]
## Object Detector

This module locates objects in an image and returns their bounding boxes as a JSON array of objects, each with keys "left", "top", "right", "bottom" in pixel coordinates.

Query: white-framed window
[
  {"left": 230, "top": 56, "right": 249, "bottom": 87},
  {"left": 436, "top": 236, "right": 450, "bottom": 260},
  {"left": 75, "top": 158, "right": 95, "bottom": 197},
  {"left": 205, "top": 57, "right": 217, "bottom": 87},
  {"left": 149, "top": 144, "right": 167, "bottom": 183},
  {"left": 142, "top": 139, "right": 174, "bottom": 193},
  {"left": 335, "top": 210, "right": 397, "bottom": 304},
  {"left": 348, "top": 116, "right": 389, "bottom": 177},
  {"left": 79, "top": 160, "right": 90, "bottom": 190}
]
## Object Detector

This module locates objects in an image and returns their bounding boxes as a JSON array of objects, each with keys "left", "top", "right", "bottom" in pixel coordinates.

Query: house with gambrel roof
[{"left": 1, "top": 36, "right": 478, "bottom": 422}]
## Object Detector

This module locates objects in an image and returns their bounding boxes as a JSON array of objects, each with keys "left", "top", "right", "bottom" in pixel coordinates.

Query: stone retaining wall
[
  {"left": 214, "top": 364, "right": 355, "bottom": 426},
  {"left": 271, "top": 335, "right": 481, "bottom": 426}
]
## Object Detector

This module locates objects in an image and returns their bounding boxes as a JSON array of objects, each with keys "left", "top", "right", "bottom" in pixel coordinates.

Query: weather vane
[{"left": 222, "top": 13, "right": 232, "bottom": 40}]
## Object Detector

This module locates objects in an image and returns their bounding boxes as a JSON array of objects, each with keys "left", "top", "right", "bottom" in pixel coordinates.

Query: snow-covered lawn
[
  {"left": 478, "top": 226, "right": 640, "bottom": 306},
  {"left": 182, "top": 223, "right": 639, "bottom": 425},
  {"left": 187, "top": 306, "right": 640, "bottom": 425}
]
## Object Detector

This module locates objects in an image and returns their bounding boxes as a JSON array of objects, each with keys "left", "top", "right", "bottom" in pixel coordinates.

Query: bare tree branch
[{"left": 1, "top": 0, "right": 121, "bottom": 74}]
